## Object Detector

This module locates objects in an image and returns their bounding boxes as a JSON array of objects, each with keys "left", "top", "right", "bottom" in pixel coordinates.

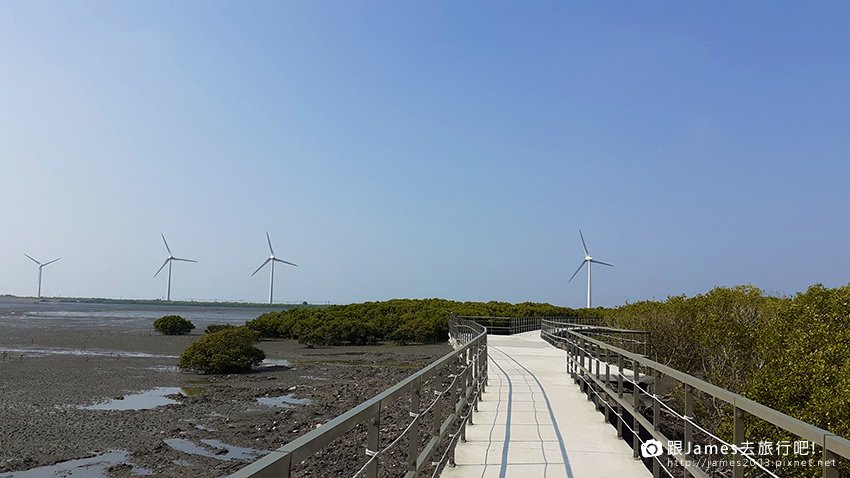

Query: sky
[{"left": 1, "top": 2, "right": 849, "bottom": 306}]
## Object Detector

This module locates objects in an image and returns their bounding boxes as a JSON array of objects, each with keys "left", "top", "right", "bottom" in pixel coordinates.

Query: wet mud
[{"left": 0, "top": 301, "right": 449, "bottom": 477}]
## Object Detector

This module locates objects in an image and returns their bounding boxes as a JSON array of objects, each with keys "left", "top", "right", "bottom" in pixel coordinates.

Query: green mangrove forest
[{"left": 190, "top": 284, "right": 850, "bottom": 476}]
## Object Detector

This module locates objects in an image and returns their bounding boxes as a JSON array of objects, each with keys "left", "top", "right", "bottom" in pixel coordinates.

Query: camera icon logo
[{"left": 641, "top": 439, "right": 664, "bottom": 458}]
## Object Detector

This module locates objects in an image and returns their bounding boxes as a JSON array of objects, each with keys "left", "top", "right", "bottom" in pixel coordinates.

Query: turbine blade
[
  {"left": 154, "top": 258, "right": 170, "bottom": 277},
  {"left": 161, "top": 234, "right": 172, "bottom": 255},
  {"left": 591, "top": 259, "right": 614, "bottom": 267},
  {"left": 24, "top": 254, "right": 41, "bottom": 265},
  {"left": 266, "top": 231, "right": 275, "bottom": 255},
  {"left": 172, "top": 257, "right": 197, "bottom": 263},
  {"left": 568, "top": 260, "right": 586, "bottom": 283},
  {"left": 579, "top": 229, "right": 589, "bottom": 255},
  {"left": 252, "top": 258, "right": 272, "bottom": 276},
  {"left": 43, "top": 258, "right": 61, "bottom": 266},
  {"left": 273, "top": 258, "right": 298, "bottom": 267}
]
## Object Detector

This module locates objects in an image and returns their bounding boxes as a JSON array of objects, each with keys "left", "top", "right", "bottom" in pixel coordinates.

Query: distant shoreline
[{"left": 0, "top": 294, "right": 325, "bottom": 309}]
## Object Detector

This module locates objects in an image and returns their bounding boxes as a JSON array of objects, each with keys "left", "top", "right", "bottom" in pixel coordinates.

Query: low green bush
[
  {"left": 179, "top": 327, "right": 265, "bottom": 374},
  {"left": 205, "top": 323, "right": 236, "bottom": 334},
  {"left": 154, "top": 315, "right": 195, "bottom": 335}
]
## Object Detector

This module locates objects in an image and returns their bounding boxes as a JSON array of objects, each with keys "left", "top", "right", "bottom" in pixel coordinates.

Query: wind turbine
[
  {"left": 24, "top": 254, "right": 61, "bottom": 299},
  {"left": 154, "top": 234, "right": 197, "bottom": 301},
  {"left": 568, "top": 229, "right": 613, "bottom": 308},
  {"left": 252, "top": 232, "right": 298, "bottom": 304}
]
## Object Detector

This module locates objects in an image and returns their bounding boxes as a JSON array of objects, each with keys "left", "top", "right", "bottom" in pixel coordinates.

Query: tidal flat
[{"left": 0, "top": 299, "right": 449, "bottom": 477}]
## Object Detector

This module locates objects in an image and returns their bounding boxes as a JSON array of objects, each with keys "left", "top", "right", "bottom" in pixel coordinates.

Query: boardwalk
[{"left": 441, "top": 332, "right": 650, "bottom": 478}]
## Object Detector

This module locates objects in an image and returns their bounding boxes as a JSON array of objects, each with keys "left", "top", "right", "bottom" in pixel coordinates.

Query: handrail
[
  {"left": 541, "top": 319, "right": 850, "bottom": 478},
  {"left": 453, "top": 315, "right": 603, "bottom": 335},
  {"left": 230, "top": 316, "right": 487, "bottom": 478}
]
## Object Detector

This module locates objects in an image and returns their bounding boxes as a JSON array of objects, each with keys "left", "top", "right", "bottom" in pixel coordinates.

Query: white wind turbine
[
  {"left": 252, "top": 232, "right": 298, "bottom": 304},
  {"left": 24, "top": 254, "right": 61, "bottom": 299},
  {"left": 568, "top": 229, "right": 613, "bottom": 308},
  {"left": 154, "top": 234, "right": 197, "bottom": 301}
]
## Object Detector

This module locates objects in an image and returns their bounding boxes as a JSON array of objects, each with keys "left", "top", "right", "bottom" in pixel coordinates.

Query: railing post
[
  {"left": 570, "top": 338, "right": 577, "bottom": 379},
  {"left": 823, "top": 438, "right": 839, "bottom": 478},
  {"left": 448, "top": 356, "right": 460, "bottom": 467},
  {"left": 576, "top": 338, "right": 582, "bottom": 376},
  {"left": 567, "top": 338, "right": 574, "bottom": 381},
  {"left": 464, "top": 354, "right": 473, "bottom": 429},
  {"left": 595, "top": 344, "right": 600, "bottom": 380},
  {"left": 407, "top": 378, "right": 421, "bottom": 474},
  {"left": 432, "top": 381, "right": 443, "bottom": 444},
  {"left": 450, "top": 355, "right": 459, "bottom": 415},
  {"left": 632, "top": 359, "right": 641, "bottom": 459},
  {"left": 618, "top": 354, "right": 624, "bottom": 399},
  {"left": 733, "top": 406, "right": 744, "bottom": 478},
  {"left": 366, "top": 404, "right": 381, "bottom": 478},
  {"left": 617, "top": 403, "right": 624, "bottom": 438},
  {"left": 482, "top": 335, "right": 488, "bottom": 393},
  {"left": 615, "top": 350, "right": 624, "bottom": 438},
  {"left": 652, "top": 370, "right": 660, "bottom": 432},
  {"left": 579, "top": 337, "right": 586, "bottom": 373},
  {"left": 474, "top": 341, "right": 481, "bottom": 410},
  {"left": 684, "top": 385, "right": 694, "bottom": 477}
]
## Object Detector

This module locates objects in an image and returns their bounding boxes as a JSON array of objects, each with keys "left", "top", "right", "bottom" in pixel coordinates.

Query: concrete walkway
[{"left": 440, "top": 332, "right": 650, "bottom": 478}]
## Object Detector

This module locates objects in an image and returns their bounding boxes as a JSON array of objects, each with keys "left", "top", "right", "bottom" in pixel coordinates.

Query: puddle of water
[
  {"left": 0, "top": 450, "right": 153, "bottom": 477},
  {"left": 258, "top": 358, "right": 291, "bottom": 368},
  {"left": 163, "top": 438, "right": 268, "bottom": 462},
  {"left": 256, "top": 394, "right": 312, "bottom": 408},
  {"left": 81, "top": 387, "right": 183, "bottom": 411}
]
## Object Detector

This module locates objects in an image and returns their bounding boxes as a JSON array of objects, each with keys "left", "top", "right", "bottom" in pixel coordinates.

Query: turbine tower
[
  {"left": 154, "top": 234, "right": 197, "bottom": 301},
  {"left": 252, "top": 232, "right": 298, "bottom": 304},
  {"left": 24, "top": 254, "right": 61, "bottom": 299},
  {"left": 568, "top": 229, "right": 613, "bottom": 308}
]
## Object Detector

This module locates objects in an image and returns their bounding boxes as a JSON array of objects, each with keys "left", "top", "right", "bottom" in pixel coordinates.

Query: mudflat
[{"left": 0, "top": 300, "right": 450, "bottom": 477}]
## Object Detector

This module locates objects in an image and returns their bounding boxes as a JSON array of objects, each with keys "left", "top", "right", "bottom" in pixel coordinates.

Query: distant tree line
[{"left": 244, "top": 298, "right": 578, "bottom": 346}]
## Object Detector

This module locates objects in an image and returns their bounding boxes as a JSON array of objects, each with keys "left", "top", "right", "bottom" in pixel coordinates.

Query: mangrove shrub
[
  {"left": 154, "top": 315, "right": 195, "bottom": 335},
  {"left": 179, "top": 327, "right": 265, "bottom": 374}
]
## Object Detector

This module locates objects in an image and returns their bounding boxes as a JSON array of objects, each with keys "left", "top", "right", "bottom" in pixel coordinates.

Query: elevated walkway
[{"left": 441, "top": 332, "right": 649, "bottom": 478}]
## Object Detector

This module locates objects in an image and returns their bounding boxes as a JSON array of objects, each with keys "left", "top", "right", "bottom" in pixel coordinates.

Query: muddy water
[{"left": 0, "top": 299, "right": 280, "bottom": 331}]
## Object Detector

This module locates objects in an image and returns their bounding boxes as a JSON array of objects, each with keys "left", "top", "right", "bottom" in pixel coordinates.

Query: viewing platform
[{"left": 440, "top": 331, "right": 649, "bottom": 478}]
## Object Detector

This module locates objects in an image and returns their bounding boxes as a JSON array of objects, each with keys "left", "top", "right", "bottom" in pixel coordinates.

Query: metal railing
[
  {"left": 541, "top": 319, "right": 850, "bottom": 478},
  {"left": 454, "top": 315, "right": 603, "bottom": 335},
  {"left": 230, "top": 316, "right": 487, "bottom": 478},
  {"left": 541, "top": 319, "right": 649, "bottom": 356}
]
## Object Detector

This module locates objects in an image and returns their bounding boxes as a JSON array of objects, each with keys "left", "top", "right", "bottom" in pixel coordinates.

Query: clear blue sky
[{"left": 1, "top": 2, "right": 848, "bottom": 306}]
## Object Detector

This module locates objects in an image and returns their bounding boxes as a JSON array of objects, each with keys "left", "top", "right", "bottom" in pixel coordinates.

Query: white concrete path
[{"left": 440, "top": 332, "right": 650, "bottom": 478}]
